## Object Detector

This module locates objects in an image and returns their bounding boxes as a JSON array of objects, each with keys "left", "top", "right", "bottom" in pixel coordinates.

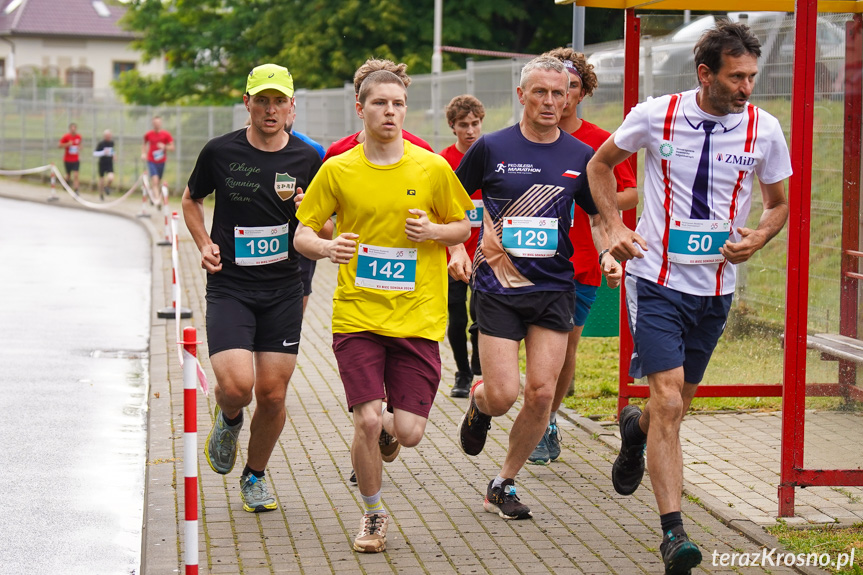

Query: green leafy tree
[{"left": 116, "top": 0, "right": 626, "bottom": 105}]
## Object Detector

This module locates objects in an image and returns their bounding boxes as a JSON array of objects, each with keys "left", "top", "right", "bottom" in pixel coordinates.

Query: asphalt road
[{"left": 0, "top": 197, "right": 151, "bottom": 575}]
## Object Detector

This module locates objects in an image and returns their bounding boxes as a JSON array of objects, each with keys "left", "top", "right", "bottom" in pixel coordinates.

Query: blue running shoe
[{"left": 528, "top": 428, "right": 550, "bottom": 464}]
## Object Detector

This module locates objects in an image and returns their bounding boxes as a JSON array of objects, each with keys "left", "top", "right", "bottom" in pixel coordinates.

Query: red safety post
[
  {"left": 137, "top": 174, "right": 151, "bottom": 218},
  {"left": 182, "top": 326, "right": 200, "bottom": 575},
  {"left": 47, "top": 164, "right": 59, "bottom": 202},
  {"left": 158, "top": 185, "right": 173, "bottom": 246},
  {"left": 158, "top": 212, "right": 192, "bottom": 319}
]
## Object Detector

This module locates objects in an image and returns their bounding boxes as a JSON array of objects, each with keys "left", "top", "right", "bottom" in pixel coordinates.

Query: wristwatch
[{"left": 598, "top": 248, "right": 611, "bottom": 267}]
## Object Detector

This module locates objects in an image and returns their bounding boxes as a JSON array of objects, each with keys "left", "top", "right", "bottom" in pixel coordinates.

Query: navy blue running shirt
[{"left": 456, "top": 124, "right": 597, "bottom": 295}]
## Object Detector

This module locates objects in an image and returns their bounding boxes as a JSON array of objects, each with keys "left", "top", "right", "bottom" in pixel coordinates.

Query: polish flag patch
[{"left": 562, "top": 170, "right": 581, "bottom": 179}]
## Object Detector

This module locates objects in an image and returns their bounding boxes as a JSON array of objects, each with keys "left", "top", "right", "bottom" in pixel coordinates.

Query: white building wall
[{"left": 0, "top": 36, "right": 165, "bottom": 91}]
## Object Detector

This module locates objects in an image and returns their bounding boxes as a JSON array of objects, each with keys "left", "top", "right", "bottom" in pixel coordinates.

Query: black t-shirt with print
[{"left": 188, "top": 128, "right": 322, "bottom": 289}]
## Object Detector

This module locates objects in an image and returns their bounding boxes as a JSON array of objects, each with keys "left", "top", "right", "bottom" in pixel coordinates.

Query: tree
[{"left": 116, "top": 0, "right": 625, "bottom": 105}]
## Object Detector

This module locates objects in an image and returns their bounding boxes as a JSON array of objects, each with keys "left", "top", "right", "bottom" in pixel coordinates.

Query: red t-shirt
[
  {"left": 439, "top": 144, "right": 481, "bottom": 262},
  {"left": 143, "top": 130, "right": 174, "bottom": 163},
  {"left": 323, "top": 129, "right": 433, "bottom": 162},
  {"left": 60, "top": 133, "right": 82, "bottom": 163},
  {"left": 570, "top": 119, "right": 638, "bottom": 286}
]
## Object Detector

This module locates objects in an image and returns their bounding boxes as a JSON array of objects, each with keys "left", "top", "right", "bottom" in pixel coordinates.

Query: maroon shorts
[{"left": 332, "top": 332, "right": 442, "bottom": 418}]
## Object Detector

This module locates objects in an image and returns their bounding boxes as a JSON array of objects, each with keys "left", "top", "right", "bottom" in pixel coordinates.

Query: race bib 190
[
  {"left": 355, "top": 244, "right": 417, "bottom": 291},
  {"left": 667, "top": 218, "right": 731, "bottom": 264},
  {"left": 501, "top": 217, "right": 558, "bottom": 258},
  {"left": 234, "top": 224, "right": 289, "bottom": 266}
]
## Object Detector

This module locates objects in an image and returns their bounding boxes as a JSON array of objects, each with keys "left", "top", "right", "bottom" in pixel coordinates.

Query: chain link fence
[{"left": 0, "top": 15, "right": 859, "bottom": 336}]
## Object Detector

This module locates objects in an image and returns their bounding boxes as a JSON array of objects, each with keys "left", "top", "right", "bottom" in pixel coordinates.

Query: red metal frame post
[
  {"left": 779, "top": 0, "right": 818, "bottom": 518},
  {"left": 840, "top": 15, "right": 863, "bottom": 393},
  {"left": 617, "top": 8, "right": 640, "bottom": 414}
]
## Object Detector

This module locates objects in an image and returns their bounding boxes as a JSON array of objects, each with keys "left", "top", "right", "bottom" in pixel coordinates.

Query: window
[
  {"left": 113, "top": 61, "right": 136, "bottom": 79},
  {"left": 66, "top": 66, "right": 93, "bottom": 88}
]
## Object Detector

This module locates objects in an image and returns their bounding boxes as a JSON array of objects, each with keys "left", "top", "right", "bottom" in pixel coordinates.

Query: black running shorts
[{"left": 205, "top": 283, "right": 303, "bottom": 356}]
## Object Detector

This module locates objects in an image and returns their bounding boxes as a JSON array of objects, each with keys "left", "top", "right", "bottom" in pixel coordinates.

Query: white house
[{"left": 0, "top": 0, "right": 165, "bottom": 92}]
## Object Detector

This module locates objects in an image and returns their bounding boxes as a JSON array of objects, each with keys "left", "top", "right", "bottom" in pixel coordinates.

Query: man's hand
[
  {"left": 607, "top": 220, "right": 648, "bottom": 261},
  {"left": 201, "top": 243, "right": 222, "bottom": 274},
  {"left": 293, "top": 187, "right": 305, "bottom": 210},
  {"left": 326, "top": 233, "right": 358, "bottom": 265},
  {"left": 600, "top": 253, "right": 623, "bottom": 289},
  {"left": 447, "top": 244, "right": 472, "bottom": 283},
  {"left": 405, "top": 209, "right": 436, "bottom": 243},
  {"left": 720, "top": 227, "right": 766, "bottom": 264}
]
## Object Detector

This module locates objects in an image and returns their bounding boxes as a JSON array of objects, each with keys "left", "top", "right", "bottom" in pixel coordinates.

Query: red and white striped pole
[
  {"left": 137, "top": 174, "right": 151, "bottom": 218},
  {"left": 158, "top": 185, "right": 173, "bottom": 246},
  {"left": 182, "top": 326, "right": 199, "bottom": 575},
  {"left": 47, "top": 164, "right": 59, "bottom": 202},
  {"left": 158, "top": 212, "right": 192, "bottom": 319}
]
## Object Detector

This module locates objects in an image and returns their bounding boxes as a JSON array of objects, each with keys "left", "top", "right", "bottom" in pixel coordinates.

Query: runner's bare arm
[
  {"left": 719, "top": 179, "right": 788, "bottom": 264},
  {"left": 587, "top": 137, "right": 647, "bottom": 261},
  {"left": 294, "top": 222, "right": 357, "bottom": 265},
  {"left": 181, "top": 186, "right": 222, "bottom": 274},
  {"left": 447, "top": 243, "right": 472, "bottom": 282},
  {"left": 405, "top": 209, "right": 470, "bottom": 245}
]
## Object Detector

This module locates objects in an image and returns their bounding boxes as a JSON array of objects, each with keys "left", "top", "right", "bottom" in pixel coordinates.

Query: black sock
[
  {"left": 660, "top": 511, "right": 683, "bottom": 534},
  {"left": 243, "top": 465, "right": 265, "bottom": 479},
  {"left": 222, "top": 411, "right": 243, "bottom": 427},
  {"left": 624, "top": 412, "right": 647, "bottom": 445}
]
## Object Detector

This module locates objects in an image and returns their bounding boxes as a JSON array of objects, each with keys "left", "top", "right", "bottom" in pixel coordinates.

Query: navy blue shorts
[
  {"left": 625, "top": 274, "right": 732, "bottom": 383},
  {"left": 573, "top": 280, "right": 599, "bottom": 327},
  {"left": 297, "top": 254, "right": 317, "bottom": 296},
  {"left": 147, "top": 161, "right": 166, "bottom": 178}
]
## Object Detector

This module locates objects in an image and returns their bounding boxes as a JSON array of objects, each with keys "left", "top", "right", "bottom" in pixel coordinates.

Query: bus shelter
[{"left": 558, "top": 0, "right": 863, "bottom": 516}]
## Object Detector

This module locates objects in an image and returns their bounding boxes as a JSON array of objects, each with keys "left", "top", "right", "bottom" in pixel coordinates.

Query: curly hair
[
  {"left": 543, "top": 47, "right": 598, "bottom": 98},
  {"left": 445, "top": 95, "right": 485, "bottom": 127},
  {"left": 353, "top": 59, "right": 411, "bottom": 95}
]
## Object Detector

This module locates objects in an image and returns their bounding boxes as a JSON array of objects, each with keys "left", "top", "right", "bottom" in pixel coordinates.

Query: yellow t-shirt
[{"left": 297, "top": 141, "right": 473, "bottom": 340}]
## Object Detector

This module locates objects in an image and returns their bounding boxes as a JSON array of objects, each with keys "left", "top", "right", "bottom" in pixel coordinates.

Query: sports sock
[
  {"left": 361, "top": 490, "right": 386, "bottom": 515},
  {"left": 223, "top": 410, "right": 243, "bottom": 427},
  {"left": 624, "top": 411, "right": 647, "bottom": 445},
  {"left": 549, "top": 411, "right": 558, "bottom": 425},
  {"left": 492, "top": 475, "right": 507, "bottom": 490},
  {"left": 660, "top": 511, "right": 683, "bottom": 534},
  {"left": 242, "top": 465, "right": 265, "bottom": 479}
]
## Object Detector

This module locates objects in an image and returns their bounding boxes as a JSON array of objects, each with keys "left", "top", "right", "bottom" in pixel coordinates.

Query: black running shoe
[
  {"left": 484, "top": 478, "right": 532, "bottom": 519},
  {"left": 660, "top": 528, "right": 702, "bottom": 574},
  {"left": 458, "top": 380, "right": 491, "bottom": 455},
  {"left": 612, "top": 404, "right": 646, "bottom": 495},
  {"left": 451, "top": 371, "right": 471, "bottom": 398}
]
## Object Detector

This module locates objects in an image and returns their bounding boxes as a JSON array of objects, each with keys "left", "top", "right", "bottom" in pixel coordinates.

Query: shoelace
[
  {"left": 363, "top": 514, "right": 384, "bottom": 535},
  {"left": 243, "top": 475, "right": 267, "bottom": 499},
  {"left": 503, "top": 485, "right": 520, "bottom": 501}
]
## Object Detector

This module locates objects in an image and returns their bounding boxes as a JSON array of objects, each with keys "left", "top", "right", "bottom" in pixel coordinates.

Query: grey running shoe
[
  {"left": 205, "top": 405, "right": 242, "bottom": 475},
  {"left": 528, "top": 428, "right": 550, "bottom": 465},
  {"left": 239, "top": 472, "right": 277, "bottom": 513},
  {"left": 353, "top": 513, "right": 389, "bottom": 553},
  {"left": 660, "top": 528, "right": 702, "bottom": 574},
  {"left": 458, "top": 380, "right": 492, "bottom": 456},
  {"left": 379, "top": 429, "right": 400, "bottom": 463},
  {"left": 612, "top": 404, "right": 646, "bottom": 495},
  {"left": 547, "top": 422, "right": 561, "bottom": 461},
  {"left": 484, "top": 478, "right": 532, "bottom": 520}
]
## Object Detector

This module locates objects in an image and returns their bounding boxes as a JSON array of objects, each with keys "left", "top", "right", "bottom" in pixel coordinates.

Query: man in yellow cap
[{"left": 182, "top": 63, "right": 322, "bottom": 513}]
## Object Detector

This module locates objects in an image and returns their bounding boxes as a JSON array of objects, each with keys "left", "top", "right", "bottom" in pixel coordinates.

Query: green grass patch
[{"left": 767, "top": 522, "right": 863, "bottom": 574}]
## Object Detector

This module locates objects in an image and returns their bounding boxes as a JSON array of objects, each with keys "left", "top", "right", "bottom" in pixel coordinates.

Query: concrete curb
[{"left": 557, "top": 408, "right": 832, "bottom": 575}]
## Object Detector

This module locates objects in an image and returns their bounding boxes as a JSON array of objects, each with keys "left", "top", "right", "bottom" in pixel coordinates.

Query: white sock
[
  {"left": 549, "top": 411, "right": 558, "bottom": 426},
  {"left": 361, "top": 490, "right": 386, "bottom": 515}
]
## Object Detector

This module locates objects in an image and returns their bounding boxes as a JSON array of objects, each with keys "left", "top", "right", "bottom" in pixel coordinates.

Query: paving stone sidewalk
[{"left": 3, "top": 178, "right": 855, "bottom": 574}]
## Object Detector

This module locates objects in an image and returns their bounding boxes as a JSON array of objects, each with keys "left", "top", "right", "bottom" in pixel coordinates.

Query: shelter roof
[{"left": 555, "top": 0, "right": 863, "bottom": 13}]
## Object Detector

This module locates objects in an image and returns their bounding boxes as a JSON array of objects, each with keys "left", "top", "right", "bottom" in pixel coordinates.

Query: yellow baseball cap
[{"left": 246, "top": 64, "right": 294, "bottom": 97}]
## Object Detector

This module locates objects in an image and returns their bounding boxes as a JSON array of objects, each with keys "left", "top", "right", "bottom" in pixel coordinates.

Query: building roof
[{"left": 0, "top": 0, "right": 133, "bottom": 39}]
